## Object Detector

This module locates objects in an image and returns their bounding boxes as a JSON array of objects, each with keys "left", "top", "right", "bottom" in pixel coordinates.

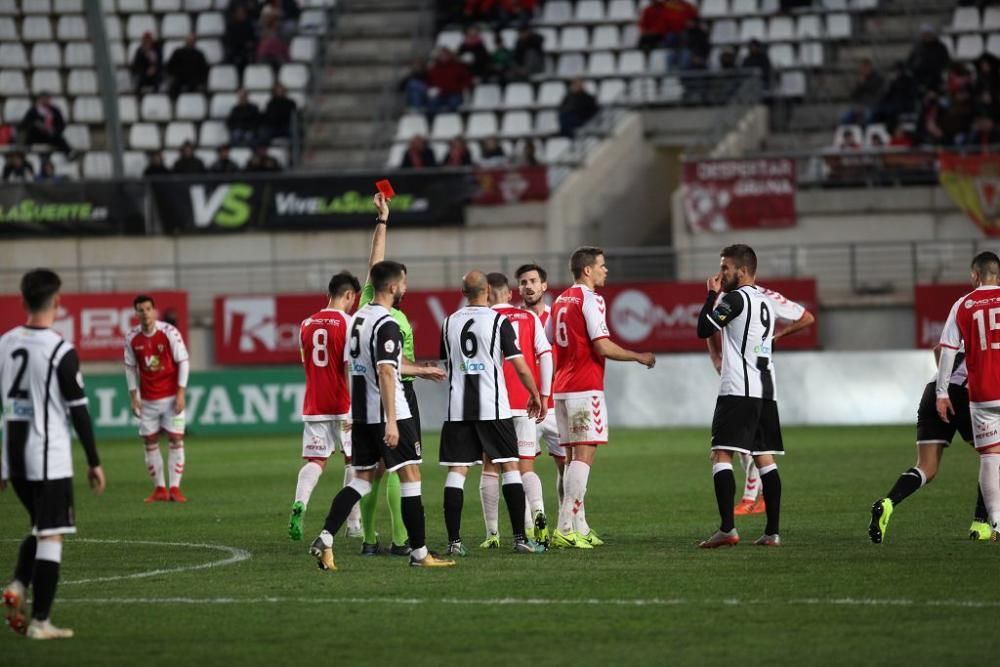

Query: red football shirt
[
  {"left": 300, "top": 308, "right": 351, "bottom": 420},
  {"left": 940, "top": 285, "right": 1000, "bottom": 404},
  {"left": 550, "top": 284, "right": 610, "bottom": 395},
  {"left": 537, "top": 305, "right": 556, "bottom": 408},
  {"left": 124, "top": 322, "right": 188, "bottom": 401},
  {"left": 493, "top": 304, "right": 550, "bottom": 414}
]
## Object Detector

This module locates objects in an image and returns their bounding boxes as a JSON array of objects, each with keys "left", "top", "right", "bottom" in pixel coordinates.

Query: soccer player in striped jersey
[
  {"left": 696, "top": 244, "right": 784, "bottom": 548},
  {"left": 477, "top": 272, "right": 553, "bottom": 548},
  {"left": 2, "top": 269, "right": 106, "bottom": 640},
  {"left": 125, "top": 295, "right": 190, "bottom": 503},
  {"left": 707, "top": 287, "right": 814, "bottom": 516},
  {"left": 287, "top": 271, "right": 362, "bottom": 542},
  {"left": 439, "top": 271, "right": 547, "bottom": 555}
]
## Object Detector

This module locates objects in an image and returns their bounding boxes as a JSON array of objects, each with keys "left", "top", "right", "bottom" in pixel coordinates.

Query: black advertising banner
[
  {"left": 0, "top": 182, "right": 146, "bottom": 236},
  {"left": 151, "top": 171, "right": 470, "bottom": 233}
]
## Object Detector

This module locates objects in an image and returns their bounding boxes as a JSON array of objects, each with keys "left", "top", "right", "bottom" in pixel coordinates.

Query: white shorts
[
  {"left": 302, "top": 420, "right": 352, "bottom": 460},
  {"left": 971, "top": 403, "right": 1000, "bottom": 450},
  {"left": 539, "top": 411, "right": 565, "bottom": 459},
  {"left": 555, "top": 391, "right": 609, "bottom": 447},
  {"left": 513, "top": 415, "right": 540, "bottom": 459},
  {"left": 139, "top": 397, "right": 185, "bottom": 437}
]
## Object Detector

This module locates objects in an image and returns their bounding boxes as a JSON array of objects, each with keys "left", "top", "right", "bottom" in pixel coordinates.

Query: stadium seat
[
  {"left": 119, "top": 0, "right": 150, "bottom": 12},
  {"left": 298, "top": 9, "right": 327, "bottom": 34},
  {"left": 129, "top": 123, "right": 162, "bottom": 150},
  {"left": 436, "top": 29, "right": 462, "bottom": 51},
  {"left": 0, "top": 71, "right": 27, "bottom": 97},
  {"left": 209, "top": 92, "right": 237, "bottom": 119},
  {"left": 162, "top": 13, "right": 192, "bottom": 39},
  {"left": 956, "top": 34, "right": 984, "bottom": 60},
  {"left": 279, "top": 64, "right": 309, "bottom": 90},
  {"left": 575, "top": 0, "right": 605, "bottom": 22},
  {"left": 589, "top": 52, "right": 616, "bottom": 77},
  {"left": 64, "top": 124, "right": 92, "bottom": 151},
  {"left": 68, "top": 69, "right": 98, "bottom": 95},
  {"left": 121, "top": 151, "right": 147, "bottom": 178},
  {"left": 248, "top": 91, "right": 268, "bottom": 109},
  {"left": 65, "top": 43, "right": 95, "bottom": 67},
  {"left": 826, "top": 14, "right": 852, "bottom": 40},
  {"left": 503, "top": 82, "right": 534, "bottom": 108},
  {"left": 165, "top": 121, "right": 196, "bottom": 147},
  {"left": 777, "top": 70, "right": 807, "bottom": 98},
  {"left": 198, "top": 120, "right": 227, "bottom": 147},
  {"left": 82, "top": 152, "right": 113, "bottom": 179},
  {"left": 761, "top": 0, "right": 779, "bottom": 11},
  {"left": 701, "top": 0, "right": 728, "bottom": 19},
  {"left": 73, "top": 96, "right": 104, "bottom": 123},
  {"left": 243, "top": 64, "right": 274, "bottom": 91},
  {"left": 31, "top": 69, "right": 62, "bottom": 95},
  {"left": 465, "top": 111, "right": 497, "bottom": 139},
  {"left": 22, "top": 0, "right": 52, "bottom": 13},
  {"left": 119, "top": 96, "right": 139, "bottom": 123},
  {"left": 617, "top": 50, "right": 646, "bottom": 75},
  {"left": 537, "top": 27, "right": 558, "bottom": 51},
  {"left": 209, "top": 65, "right": 238, "bottom": 91},
  {"left": 592, "top": 25, "right": 621, "bottom": 50},
  {"left": 197, "top": 39, "right": 223, "bottom": 65},
  {"left": 109, "top": 42, "right": 127, "bottom": 67},
  {"left": 740, "top": 18, "right": 767, "bottom": 43},
  {"left": 661, "top": 77, "right": 684, "bottom": 103},
  {"left": 648, "top": 49, "right": 668, "bottom": 72},
  {"left": 0, "top": 16, "right": 16, "bottom": 40},
  {"left": 864, "top": 123, "right": 890, "bottom": 147},
  {"left": 534, "top": 109, "right": 559, "bottom": 135},
  {"left": 987, "top": 33, "right": 1000, "bottom": 58},
  {"left": 799, "top": 42, "right": 824, "bottom": 67},
  {"left": 386, "top": 142, "right": 407, "bottom": 168},
  {"left": 396, "top": 113, "right": 428, "bottom": 141},
  {"left": 184, "top": 0, "right": 213, "bottom": 10},
  {"left": 622, "top": 23, "right": 639, "bottom": 47},
  {"left": 430, "top": 113, "right": 463, "bottom": 140},
  {"left": 797, "top": 15, "right": 822, "bottom": 40},
  {"left": 822, "top": 0, "right": 848, "bottom": 9},
  {"left": 849, "top": 0, "right": 876, "bottom": 8},
  {"left": 768, "top": 16, "right": 794, "bottom": 42},
  {"left": 290, "top": 36, "right": 317, "bottom": 62},
  {"left": 2, "top": 98, "right": 30, "bottom": 125},
  {"left": 732, "top": 0, "right": 758, "bottom": 14},
  {"left": 471, "top": 84, "right": 502, "bottom": 110},
  {"left": 55, "top": 0, "right": 83, "bottom": 10},
  {"left": 0, "top": 43, "right": 28, "bottom": 69},
  {"left": 598, "top": 78, "right": 626, "bottom": 104},
  {"left": 607, "top": 0, "right": 636, "bottom": 21},
  {"left": 0, "top": 0, "right": 14, "bottom": 12},
  {"left": 195, "top": 13, "right": 225, "bottom": 37},
  {"left": 176, "top": 93, "right": 207, "bottom": 120},
  {"left": 22, "top": 16, "right": 53, "bottom": 42},
  {"left": 833, "top": 123, "right": 863, "bottom": 148},
  {"left": 162, "top": 39, "right": 184, "bottom": 63},
  {"left": 985, "top": 7, "right": 1000, "bottom": 31},
  {"left": 126, "top": 15, "right": 158, "bottom": 40},
  {"left": 769, "top": 44, "right": 796, "bottom": 69},
  {"left": 105, "top": 16, "right": 124, "bottom": 41},
  {"left": 710, "top": 20, "right": 738, "bottom": 45},
  {"left": 31, "top": 43, "right": 62, "bottom": 69},
  {"left": 628, "top": 76, "right": 657, "bottom": 102},
  {"left": 545, "top": 137, "right": 571, "bottom": 163},
  {"left": 141, "top": 93, "right": 172, "bottom": 121},
  {"left": 557, "top": 53, "right": 585, "bottom": 78},
  {"left": 538, "top": 81, "right": 566, "bottom": 107},
  {"left": 57, "top": 15, "right": 88, "bottom": 41},
  {"left": 559, "top": 26, "right": 588, "bottom": 51},
  {"left": 952, "top": 7, "right": 980, "bottom": 33},
  {"left": 541, "top": 1, "right": 572, "bottom": 25},
  {"left": 152, "top": 0, "right": 182, "bottom": 10}
]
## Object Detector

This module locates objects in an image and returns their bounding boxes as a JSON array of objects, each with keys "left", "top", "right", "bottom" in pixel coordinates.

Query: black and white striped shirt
[
  {"left": 701, "top": 285, "right": 776, "bottom": 400},
  {"left": 440, "top": 305, "right": 522, "bottom": 421},
  {"left": 347, "top": 304, "right": 411, "bottom": 425}
]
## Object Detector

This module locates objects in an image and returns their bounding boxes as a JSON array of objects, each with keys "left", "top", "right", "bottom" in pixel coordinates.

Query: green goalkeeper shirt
[{"left": 360, "top": 281, "right": 415, "bottom": 382}]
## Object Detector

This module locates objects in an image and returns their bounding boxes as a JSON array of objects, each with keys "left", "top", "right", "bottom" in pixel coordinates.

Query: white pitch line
[{"left": 52, "top": 597, "right": 1000, "bottom": 609}]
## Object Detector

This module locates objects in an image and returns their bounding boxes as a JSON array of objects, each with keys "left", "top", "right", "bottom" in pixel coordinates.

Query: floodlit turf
[{"left": 2, "top": 426, "right": 998, "bottom": 665}]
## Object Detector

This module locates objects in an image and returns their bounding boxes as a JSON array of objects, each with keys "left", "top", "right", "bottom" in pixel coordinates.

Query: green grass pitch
[{"left": 2, "top": 426, "right": 998, "bottom": 666}]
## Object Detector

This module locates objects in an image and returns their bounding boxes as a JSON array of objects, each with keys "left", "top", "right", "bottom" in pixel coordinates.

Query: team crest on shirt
[
  {"left": 414, "top": 440, "right": 421, "bottom": 456},
  {"left": 157, "top": 343, "right": 164, "bottom": 352},
  {"left": 384, "top": 340, "right": 396, "bottom": 353},
  {"left": 570, "top": 409, "right": 591, "bottom": 434}
]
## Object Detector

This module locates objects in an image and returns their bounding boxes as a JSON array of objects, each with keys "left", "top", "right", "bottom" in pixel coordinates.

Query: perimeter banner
[
  {"left": 0, "top": 181, "right": 146, "bottom": 236},
  {"left": 914, "top": 283, "right": 971, "bottom": 348},
  {"left": 683, "top": 158, "right": 796, "bottom": 232},
  {"left": 939, "top": 153, "right": 1000, "bottom": 236}
]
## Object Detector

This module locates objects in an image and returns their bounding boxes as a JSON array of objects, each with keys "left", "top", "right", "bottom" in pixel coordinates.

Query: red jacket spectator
[
  {"left": 429, "top": 50, "right": 473, "bottom": 96},
  {"left": 640, "top": 0, "right": 696, "bottom": 37}
]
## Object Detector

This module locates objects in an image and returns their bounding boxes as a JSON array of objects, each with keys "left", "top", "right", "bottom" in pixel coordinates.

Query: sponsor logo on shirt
[
  {"left": 753, "top": 344, "right": 772, "bottom": 355},
  {"left": 461, "top": 361, "right": 486, "bottom": 373},
  {"left": 351, "top": 361, "right": 367, "bottom": 374},
  {"left": 144, "top": 354, "right": 162, "bottom": 371}
]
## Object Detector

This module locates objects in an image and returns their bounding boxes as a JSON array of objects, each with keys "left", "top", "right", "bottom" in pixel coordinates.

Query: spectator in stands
[
  {"left": 915, "top": 90, "right": 945, "bottom": 145},
  {"left": 173, "top": 141, "right": 207, "bottom": 174},
  {"left": 428, "top": 48, "right": 473, "bottom": 113},
  {"left": 958, "top": 113, "right": 1000, "bottom": 149},
  {"left": 947, "top": 62, "right": 974, "bottom": 98},
  {"left": 974, "top": 53, "right": 1000, "bottom": 120},
  {"left": 637, "top": 0, "right": 698, "bottom": 54},
  {"left": 836, "top": 128, "right": 863, "bottom": 151},
  {"left": 718, "top": 48, "right": 737, "bottom": 71},
  {"left": 143, "top": 151, "right": 169, "bottom": 176},
  {"left": 225, "top": 4, "right": 258, "bottom": 72},
  {"left": 906, "top": 25, "right": 950, "bottom": 93},
  {"left": 260, "top": 0, "right": 301, "bottom": 37},
  {"left": 459, "top": 26, "right": 492, "bottom": 79},
  {"left": 558, "top": 79, "right": 598, "bottom": 137},
  {"left": 672, "top": 18, "right": 710, "bottom": 72},
  {"left": 942, "top": 87, "right": 976, "bottom": 144},
  {"left": 19, "top": 94, "right": 74, "bottom": 157},
  {"left": 263, "top": 84, "right": 299, "bottom": 141},
  {"left": 443, "top": 137, "right": 474, "bottom": 166},
  {"left": 245, "top": 144, "right": 283, "bottom": 172},
  {"left": 131, "top": 32, "right": 163, "bottom": 94},
  {"left": 399, "top": 58, "right": 431, "bottom": 110},
  {"left": 228, "top": 90, "right": 262, "bottom": 146},
  {"left": 492, "top": 34, "right": 516, "bottom": 83},
  {"left": 874, "top": 62, "right": 919, "bottom": 130},
  {"left": 1, "top": 151, "right": 33, "bottom": 182},
  {"left": 513, "top": 26, "right": 545, "bottom": 78},
  {"left": 400, "top": 135, "right": 437, "bottom": 168},
  {"left": 515, "top": 139, "right": 539, "bottom": 166},
  {"left": 480, "top": 136, "right": 506, "bottom": 165},
  {"left": 840, "top": 58, "right": 884, "bottom": 126},
  {"left": 210, "top": 145, "right": 241, "bottom": 172},
  {"left": 889, "top": 125, "right": 914, "bottom": 148},
  {"left": 34, "top": 159, "right": 65, "bottom": 183},
  {"left": 741, "top": 39, "right": 773, "bottom": 89},
  {"left": 167, "top": 34, "right": 210, "bottom": 100},
  {"left": 257, "top": 25, "right": 290, "bottom": 70},
  {"left": 502, "top": 0, "right": 537, "bottom": 31}
]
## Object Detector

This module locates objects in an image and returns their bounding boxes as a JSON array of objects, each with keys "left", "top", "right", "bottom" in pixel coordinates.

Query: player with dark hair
[
  {"left": 309, "top": 260, "right": 455, "bottom": 569},
  {"left": 125, "top": 294, "right": 190, "bottom": 503},
  {"left": 288, "top": 271, "right": 363, "bottom": 541},
  {"left": 696, "top": 244, "right": 784, "bottom": 548},
  {"left": 549, "top": 247, "right": 655, "bottom": 549},
  {"left": 2, "top": 269, "right": 106, "bottom": 639}
]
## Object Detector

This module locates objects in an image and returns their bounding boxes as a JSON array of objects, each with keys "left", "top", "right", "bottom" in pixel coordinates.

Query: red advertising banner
[
  {"left": 0, "top": 291, "right": 189, "bottom": 361},
  {"left": 683, "top": 158, "right": 796, "bottom": 232},
  {"left": 473, "top": 165, "right": 549, "bottom": 205},
  {"left": 914, "top": 283, "right": 971, "bottom": 348},
  {"left": 939, "top": 154, "right": 1000, "bottom": 237},
  {"left": 215, "top": 280, "right": 818, "bottom": 364}
]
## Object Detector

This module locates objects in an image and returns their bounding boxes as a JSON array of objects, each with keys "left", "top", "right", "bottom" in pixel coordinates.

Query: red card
[{"left": 376, "top": 179, "right": 395, "bottom": 200}]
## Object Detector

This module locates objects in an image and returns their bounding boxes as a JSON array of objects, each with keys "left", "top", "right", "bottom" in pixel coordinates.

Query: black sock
[
  {"left": 444, "top": 487, "right": 464, "bottom": 543},
  {"left": 975, "top": 484, "right": 989, "bottom": 523},
  {"left": 322, "top": 487, "right": 362, "bottom": 536},
  {"left": 761, "top": 469, "right": 782, "bottom": 536},
  {"left": 14, "top": 535, "right": 36, "bottom": 586},
  {"left": 502, "top": 482, "right": 527, "bottom": 541},
  {"left": 31, "top": 560, "right": 59, "bottom": 621},
  {"left": 400, "top": 496, "right": 426, "bottom": 551},
  {"left": 887, "top": 467, "right": 925, "bottom": 505},
  {"left": 714, "top": 468, "right": 736, "bottom": 532}
]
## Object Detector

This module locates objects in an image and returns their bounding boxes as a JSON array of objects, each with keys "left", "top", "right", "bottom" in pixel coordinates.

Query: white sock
[
  {"left": 479, "top": 472, "right": 500, "bottom": 535},
  {"left": 144, "top": 443, "right": 165, "bottom": 488},
  {"left": 344, "top": 464, "right": 361, "bottom": 529},
  {"left": 36, "top": 539, "right": 62, "bottom": 563},
  {"left": 294, "top": 461, "right": 324, "bottom": 506},
  {"left": 522, "top": 471, "right": 544, "bottom": 514},
  {"left": 979, "top": 454, "right": 1000, "bottom": 531},
  {"left": 557, "top": 463, "right": 577, "bottom": 534},
  {"left": 740, "top": 453, "right": 760, "bottom": 502},
  {"left": 168, "top": 441, "right": 185, "bottom": 488},
  {"left": 569, "top": 461, "right": 592, "bottom": 535}
]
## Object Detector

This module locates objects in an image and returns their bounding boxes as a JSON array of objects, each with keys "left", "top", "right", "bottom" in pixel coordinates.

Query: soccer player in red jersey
[
  {"left": 548, "top": 247, "right": 656, "bottom": 549},
  {"left": 936, "top": 251, "right": 1000, "bottom": 540},
  {"left": 287, "top": 272, "right": 362, "bottom": 542},
  {"left": 125, "top": 295, "right": 190, "bottom": 503}
]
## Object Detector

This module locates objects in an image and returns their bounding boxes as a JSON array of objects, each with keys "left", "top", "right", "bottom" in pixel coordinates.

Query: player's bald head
[
  {"left": 486, "top": 272, "right": 511, "bottom": 305},
  {"left": 462, "top": 271, "right": 488, "bottom": 300}
]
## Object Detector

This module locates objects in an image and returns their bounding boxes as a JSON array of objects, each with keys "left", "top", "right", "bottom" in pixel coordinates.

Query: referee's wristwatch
[{"left": 376, "top": 217, "right": 388, "bottom": 225}]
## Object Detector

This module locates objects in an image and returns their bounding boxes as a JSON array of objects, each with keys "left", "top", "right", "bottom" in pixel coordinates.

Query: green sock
[
  {"left": 360, "top": 475, "right": 382, "bottom": 544},
  {"left": 386, "top": 472, "right": 409, "bottom": 546}
]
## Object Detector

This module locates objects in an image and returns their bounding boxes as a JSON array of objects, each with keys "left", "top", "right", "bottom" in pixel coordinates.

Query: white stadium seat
[
  {"left": 197, "top": 39, "right": 223, "bottom": 65},
  {"left": 607, "top": 0, "right": 636, "bottom": 21},
  {"left": 57, "top": 15, "right": 88, "bottom": 41},
  {"left": 732, "top": 0, "right": 758, "bottom": 14},
  {"left": 176, "top": 93, "right": 207, "bottom": 120},
  {"left": 985, "top": 7, "right": 1000, "bottom": 31},
  {"left": 710, "top": 20, "right": 738, "bottom": 45},
  {"left": 777, "top": 70, "right": 807, "bottom": 98},
  {"left": 119, "top": 96, "right": 139, "bottom": 123},
  {"left": 243, "top": 64, "right": 274, "bottom": 91},
  {"left": 105, "top": 17, "right": 124, "bottom": 41},
  {"left": 430, "top": 113, "right": 464, "bottom": 141},
  {"left": 209, "top": 65, "right": 239, "bottom": 92},
  {"left": 648, "top": 49, "right": 668, "bottom": 72},
  {"left": 31, "top": 69, "right": 63, "bottom": 95},
  {"left": 153, "top": 0, "right": 182, "bottom": 10},
  {"left": 768, "top": 16, "right": 794, "bottom": 42},
  {"left": 22, "top": 0, "right": 53, "bottom": 14},
  {"left": 617, "top": 50, "right": 646, "bottom": 75},
  {"left": 22, "top": 16, "right": 53, "bottom": 42},
  {"left": 73, "top": 96, "right": 105, "bottom": 123},
  {"left": 64, "top": 124, "right": 91, "bottom": 150},
  {"left": 65, "top": 43, "right": 95, "bottom": 67},
  {"left": 740, "top": 18, "right": 767, "bottom": 43},
  {"left": 298, "top": 9, "right": 327, "bottom": 34},
  {"left": 557, "top": 53, "right": 585, "bottom": 78},
  {"left": 538, "top": 81, "right": 567, "bottom": 107},
  {"left": 395, "top": 113, "right": 429, "bottom": 141},
  {"left": 0, "top": 43, "right": 28, "bottom": 69},
  {"left": 545, "top": 137, "right": 571, "bottom": 163},
  {"left": 826, "top": 14, "right": 852, "bottom": 40},
  {"left": 952, "top": 7, "right": 981, "bottom": 33},
  {"left": 661, "top": 77, "right": 684, "bottom": 102},
  {"left": 575, "top": 0, "right": 604, "bottom": 22},
  {"left": 956, "top": 34, "right": 984, "bottom": 60},
  {"left": 592, "top": 25, "right": 621, "bottom": 50},
  {"left": 118, "top": 0, "right": 150, "bottom": 12},
  {"left": 541, "top": 1, "right": 572, "bottom": 25},
  {"left": 279, "top": 64, "right": 309, "bottom": 90},
  {"left": 534, "top": 109, "right": 559, "bottom": 135},
  {"left": 987, "top": 34, "right": 1000, "bottom": 58},
  {"left": 290, "top": 36, "right": 317, "bottom": 62},
  {"left": 464, "top": 112, "right": 497, "bottom": 139},
  {"left": 162, "top": 13, "right": 192, "bottom": 39},
  {"left": 796, "top": 15, "right": 822, "bottom": 40},
  {"left": 129, "top": 123, "right": 162, "bottom": 150},
  {"left": 141, "top": 93, "right": 172, "bottom": 121},
  {"left": 589, "top": 52, "right": 616, "bottom": 77},
  {"left": 3, "top": 98, "right": 30, "bottom": 124},
  {"left": 799, "top": 42, "right": 824, "bottom": 67},
  {"left": 436, "top": 30, "right": 462, "bottom": 51},
  {"left": 472, "top": 84, "right": 502, "bottom": 110},
  {"left": 55, "top": 0, "right": 84, "bottom": 10},
  {"left": 184, "top": 0, "right": 213, "bottom": 10},
  {"left": 769, "top": 44, "right": 796, "bottom": 69},
  {"left": 0, "top": 17, "right": 17, "bottom": 40},
  {"left": 559, "top": 26, "right": 588, "bottom": 51},
  {"left": 598, "top": 78, "right": 626, "bottom": 104},
  {"left": 500, "top": 110, "right": 532, "bottom": 138},
  {"left": 503, "top": 82, "right": 534, "bottom": 108},
  {"left": 0, "top": 72, "right": 28, "bottom": 97},
  {"left": 199, "top": 120, "right": 227, "bottom": 147},
  {"left": 68, "top": 70, "right": 98, "bottom": 95},
  {"left": 165, "top": 121, "right": 197, "bottom": 148},
  {"left": 84, "top": 152, "right": 113, "bottom": 179},
  {"left": 195, "top": 13, "right": 225, "bottom": 37},
  {"left": 701, "top": 0, "right": 728, "bottom": 19},
  {"left": 122, "top": 151, "right": 148, "bottom": 179},
  {"left": 126, "top": 15, "right": 158, "bottom": 40},
  {"left": 31, "top": 43, "right": 62, "bottom": 68},
  {"left": 210, "top": 92, "right": 238, "bottom": 119}
]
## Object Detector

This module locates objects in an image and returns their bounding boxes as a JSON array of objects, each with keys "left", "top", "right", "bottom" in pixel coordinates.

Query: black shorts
[
  {"left": 439, "top": 419, "right": 519, "bottom": 466},
  {"left": 711, "top": 396, "right": 785, "bottom": 456},
  {"left": 403, "top": 380, "right": 421, "bottom": 438},
  {"left": 916, "top": 381, "right": 973, "bottom": 447},
  {"left": 11, "top": 477, "right": 76, "bottom": 537},
  {"left": 351, "top": 419, "right": 422, "bottom": 473}
]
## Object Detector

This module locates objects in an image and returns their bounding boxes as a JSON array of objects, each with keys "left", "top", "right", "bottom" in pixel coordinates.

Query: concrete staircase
[{"left": 302, "top": 0, "right": 434, "bottom": 169}]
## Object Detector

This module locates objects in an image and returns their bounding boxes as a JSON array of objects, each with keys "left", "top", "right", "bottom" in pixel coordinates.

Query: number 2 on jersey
[
  {"left": 972, "top": 307, "right": 1000, "bottom": 351},
  {"left": 7, "top": 348, "right": 29, "bottom": 399}
]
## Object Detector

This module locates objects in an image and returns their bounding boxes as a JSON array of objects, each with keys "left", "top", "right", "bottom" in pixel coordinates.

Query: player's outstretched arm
[
  {"left": 593, "top": 338, "right": 656, "bottom": 368},
  {"left": 401, "top": 359, "right": 446, "bottom": 382},
  {"left": 773, "top": 309, "right": 815, "bottom": 340},
  {"left": 367, "top": 193, "right": 390, "bottom": 276},
  {"left": 510, "top": 356, "right": 546, "bottom": 422}
]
